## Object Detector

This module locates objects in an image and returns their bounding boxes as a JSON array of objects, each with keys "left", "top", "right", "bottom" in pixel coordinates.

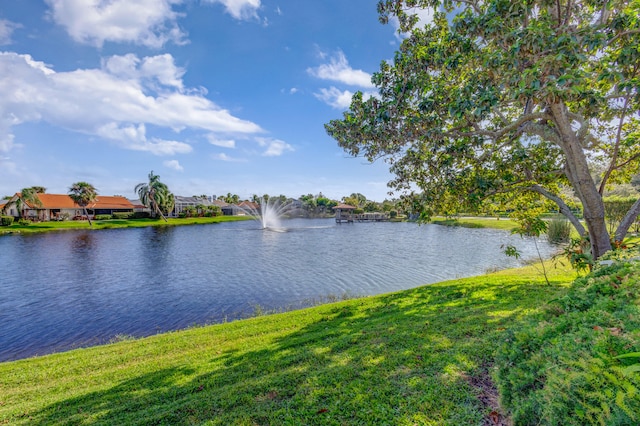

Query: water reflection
[{"left": 0, "top": 219, "right": 556, "bottom": 361}]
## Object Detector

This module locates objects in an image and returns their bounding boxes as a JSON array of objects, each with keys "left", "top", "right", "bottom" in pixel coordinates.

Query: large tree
[
  {"left": 135, "top": 171, "right": 172, "bottom": 222},
  {"left": 326, "top": 0, "right": 640, "bottom": 259},
  {"left": 68, "top": 182, "right": 98, "bottom": 227}
]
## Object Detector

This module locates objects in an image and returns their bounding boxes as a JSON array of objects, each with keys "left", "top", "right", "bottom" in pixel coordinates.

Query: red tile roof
[
  {"left": 23, "top": 194, "right": 135, "bottom": 209},
  {"left": 333, "top": 203, "right": 357, "bottom": 210}
]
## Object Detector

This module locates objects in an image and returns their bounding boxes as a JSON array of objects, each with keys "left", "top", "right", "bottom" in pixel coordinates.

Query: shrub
[
  {"left": 547, "top": 216, "right": 571, "bottom": 244},
  {"left": 18, "top": 218, "right": 31, "bottom": 226},
  {"left": 494, "top": 261, "right": 640, "bottom": 425},
  {"left": 95, "top": 214, "right": 112, "bottom": 221},
  {"left": 112, "top": 212, "right": 133, "bottom": 219},
  {"left": 1, "top": 216, "right": 14, "bottom": 226},
  {"left": 604, "top": 196, "right": 638, "bottom": 235},
  {"left": 131, "top": 212, "right": 150, "bottom": 219}
]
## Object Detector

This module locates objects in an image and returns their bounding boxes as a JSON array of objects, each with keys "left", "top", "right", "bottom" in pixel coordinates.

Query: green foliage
[
  {"left": 615, "top": 352, "right": 640, "bottom": 377},
  {"left": 131, "top": 212, "right": 150, "bottom": 219},
  {"left": 547, "top": 216, "right": 572, "bottom": 244},
  {"left": 68, "top": 182, "right": 98, "bottom": 227},
  {"left": 135, "top": 171, "right": 173, "bottom": 221},
  {"left": 112, "top": 212, "right": 133, "bottom": 219},
  {"left": 94, "top": 214, "right": 112, "bottom": 221},
  {"left": 503, "top": 244, "right": 521, "bottom": 259},
  {"left": 17, "top": 218, "right": 31, "bottom": 226},
  {"left": 556, "top": 236, "right": 595, "bottom": 273},
  {"left": 327, "top": 0, "right": 640, "bottom": 259},
  {"left": 604, "top": 196, "right": 639, "bottom": 236},
  {"left": 0, "top": 216, "right": 14, "bottom": 226},
  {"left": 495, "top": 262, "right": 640, "bottom": 425}
]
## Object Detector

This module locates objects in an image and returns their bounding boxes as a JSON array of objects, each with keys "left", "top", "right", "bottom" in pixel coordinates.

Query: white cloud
[
  {"left": 314, "top": 86, "right": 379, "bottom": 110},
  {"left": 45, "top": 0, "right": 186, "bottom": 48},
  {"left": 163, "top": 159, "right": 184, "bottom": 171},
  {"left": 307, "top": 51, "right": 374, "bottom": 88},
  {"left": 212, "top": 152, "right": 247, "bottom": 162},
  {"left": 103, "top": 53, "right": 185, "bottom": 90},
  {"left": 0, "top": 51, "right": 263, "bottom": 156},
  {"left": 256, "top": 137, "right": 294, "bottom": 157},
  {"left": 314, "top": 87, "right": 354, "bottom": 110},
  {"left": 207, "top": 135, "right": 236, "bottom": 148},
  {"left": 95, "top": 123, "right": 192, "bottom": 155},
  {"left": 0, "top": 19, "right": 21, "bottom": 45},
  {"left": 0, "top": 130, "right": 15, "bottom": 153},
  {"left": 203, "top": 0, "right": 261, "bottom": 21}
]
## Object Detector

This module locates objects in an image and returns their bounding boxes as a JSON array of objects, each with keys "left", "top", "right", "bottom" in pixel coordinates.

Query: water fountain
[{"left": 239, "top": 196, "right": 292, "bottom": 230}]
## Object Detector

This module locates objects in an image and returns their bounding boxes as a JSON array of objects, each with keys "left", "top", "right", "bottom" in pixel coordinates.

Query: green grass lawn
[
  {"left": 0, "top": 215, "right": 252, "bottom": 235},
  {"left": 430, "top": 217, "right": 519, "bottom": 232},
  {"left": 0, "top": 264, "right": 576, "bottom": 425}
]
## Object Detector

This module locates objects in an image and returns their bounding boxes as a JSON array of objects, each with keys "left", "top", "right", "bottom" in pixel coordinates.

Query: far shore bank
[{"left": 0, "top": 215, "right": 254, "bottom": 235}]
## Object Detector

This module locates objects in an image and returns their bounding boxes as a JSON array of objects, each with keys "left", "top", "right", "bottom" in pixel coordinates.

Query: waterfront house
[
  {"left": 4, "top": 193, "right": 135, "bottom": 221},
  {"left": 172, "top": 195, "right": 216, "bottom": 217}
]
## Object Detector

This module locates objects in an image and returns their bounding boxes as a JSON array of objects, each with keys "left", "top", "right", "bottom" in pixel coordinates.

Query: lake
[{"left": 0, "top": 218, "right": 556, "bottom": 362}]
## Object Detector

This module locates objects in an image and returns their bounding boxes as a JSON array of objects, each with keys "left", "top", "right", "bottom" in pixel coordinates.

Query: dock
[{"left": 335, "top": 213, "right": 389, "bottom": 223}]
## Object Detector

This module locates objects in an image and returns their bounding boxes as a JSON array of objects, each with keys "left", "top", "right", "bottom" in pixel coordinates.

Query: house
[
  {"left": 237, "top": 200, "right": 260, "bottom": 214},
  {"left": 212, "top": 199, "right": 243, "bottom": 216},
  {"left": 171, "top": 195, "right": 211, "bottom": 217},
  {"left": 3, "top": 193, "right": 135, "bottom": 221}
]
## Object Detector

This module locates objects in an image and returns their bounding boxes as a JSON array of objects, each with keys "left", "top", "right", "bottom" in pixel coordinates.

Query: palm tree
[
  {"left": 10, "top": 187, "right": 43, "bottom": 219},
  {"left": 135, "top": 171, "right": 171, "bottom": 222},
  {"left": 68, "top": 182, "right": 98, "bottom": 227}
]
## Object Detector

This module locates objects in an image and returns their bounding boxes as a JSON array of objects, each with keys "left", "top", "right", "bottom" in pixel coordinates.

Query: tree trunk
[
  {"left": 83, "top": 206, "right": 93, "bottom": 227},
  {"left": 549, "top": 102, "right": 612, "bottom": 259}
]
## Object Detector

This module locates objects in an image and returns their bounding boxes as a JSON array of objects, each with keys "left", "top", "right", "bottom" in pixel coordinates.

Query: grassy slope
[
  {"left": 0, "top": 264, "right": 575, "bottom": 425},
  {"left": 431, "top": 217, "right": 519, "bottom": 231},
  {"left": 0, "top": 216, "right": 252, "bottom": 235}
]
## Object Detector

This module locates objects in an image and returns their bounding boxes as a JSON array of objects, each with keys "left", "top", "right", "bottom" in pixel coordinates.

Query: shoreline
[{"left": 0, "top": 215, "right": 253, "bottom": 235}]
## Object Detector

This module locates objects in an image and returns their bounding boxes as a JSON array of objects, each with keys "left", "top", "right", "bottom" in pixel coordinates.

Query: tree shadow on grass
[{"left": 24, "top": 278, "right": 566, "bottom": 425}]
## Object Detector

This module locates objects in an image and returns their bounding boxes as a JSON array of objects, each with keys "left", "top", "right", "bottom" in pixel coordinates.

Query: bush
[
  {"left": 95, "top": 214, "right": 112, "bottom": 221},
  {"left": 547, "top": 216, "right": 571, "bottom": 244},
  {"left": 494, "top": 261, "right": 640, "bottom": 425},
  {"left": 1, "top": 216, "right": 14, "bottom": 226},
  {"left": 112, "top": 212, "right": 133, "bottom": 219},
  {"left": 18, "top": 218, "right": 31, "bottom": 226},
  {"left": 131, "top": 212, "right": 150, "bottom": 219},
  {"left": 604, "top": 196, "right": 638, "bottom": 235}
]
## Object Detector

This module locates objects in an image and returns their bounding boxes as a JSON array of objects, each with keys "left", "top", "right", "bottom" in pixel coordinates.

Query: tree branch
[
  {"left": 615, "top": 198, "right": 640, "bottom": 242},
  {"left": 607, "top": 29, "right": 640, "bottom": 46},
  {"left": 599, "top": 94, "right": 631, "bottom": 194},
  {"left": 449, "top": 112, "right": 549, "bottom": 140},
  {"left": 456, "top": 0, "right": 481, "bottom": 14},
  {"left": 528, "top": 184, "right": 587, "bottom": 236}
]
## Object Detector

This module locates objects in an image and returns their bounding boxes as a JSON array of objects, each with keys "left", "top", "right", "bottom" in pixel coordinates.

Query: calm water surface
[{"left": 0, "top": 219, "right": 556, "bottom": 361}]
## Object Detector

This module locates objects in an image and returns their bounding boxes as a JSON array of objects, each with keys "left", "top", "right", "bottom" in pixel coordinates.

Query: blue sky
[{"left": 0, "top": 0, "right": 418, "bottom": 201}]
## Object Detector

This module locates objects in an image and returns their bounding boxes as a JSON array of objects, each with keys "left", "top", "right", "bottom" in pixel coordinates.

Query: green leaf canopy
[{"left": 326, "top": 0, "right": 640, "bottom": 259}]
